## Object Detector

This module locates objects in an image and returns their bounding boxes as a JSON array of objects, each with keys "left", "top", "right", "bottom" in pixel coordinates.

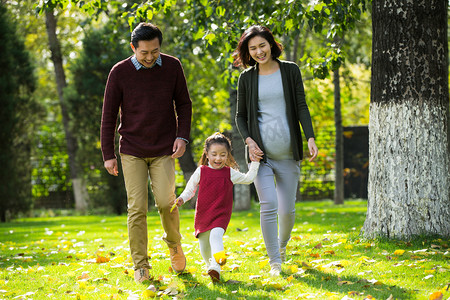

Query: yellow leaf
[
  {"left": 287, "top": 265, "right": 298, "bottom": 274},
  {"left": 270, "top": 282, "right": 283, "bottom": 290},
  {"left": 424, "top": 269, "right": 435, "bottom": 274},
  {"left": 76, "top": 293, "right": 86, "bottom": 300},
  {"left": 77, "top": 281, "right": 88, "bottom": 289},
  {"left": 213, "top": 251, "right": 227, "bottom": 265},
  {"left": 339, "top": 260, "right": 352, "bottom": 267},
  {"left": 344, "top": 244, "right": 354, "bottom": 250},
  {"left": 338, "top": 239, "right": 347, "bottom": 243},
  {"left": 142, "top": 289, "right": 156, "bottom": 298},
  {"left": 186, "top": 266, "right": 197, "bottom": 273},
  {"left": 234, "top": 240, "right": 245, "bottom": 246},
  {"left": 287, "top": 275, "right": 294, "bottom": 282},
  {"left": 259, "top": 259, "right": 269, "bottom": 269},
  {"left": 429, "top": 292, "right": 443, "bottom": 300},
  {"left": 393, "top": 250, "right": 405, "bottom": 255}
]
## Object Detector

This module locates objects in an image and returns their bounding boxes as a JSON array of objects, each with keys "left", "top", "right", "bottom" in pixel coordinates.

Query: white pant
[
  {"left": 254, "top": 158, "right": 301, "bottom": 265},
  {"left": 198, "top": 227, "right": 225, "bottom": 267}
]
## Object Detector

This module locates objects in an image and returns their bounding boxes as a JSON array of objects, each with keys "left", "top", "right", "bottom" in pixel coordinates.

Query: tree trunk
[
  {"left": 334, "top": 67, "right": 344, "bottom": 204},
  {"left": 45, "top": 9, "right": 88, "bottom": 212},
  {"left": 230, "top": 89, "right": 251, "bottom": 210},
  {"left": 363, "top": 0, "right": 450, "bottom": 239},
  {"left": 178, "top": 143, "right": 198, "bottom": 209}
]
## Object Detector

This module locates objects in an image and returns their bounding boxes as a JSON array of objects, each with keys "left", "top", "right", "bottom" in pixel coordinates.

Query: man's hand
[
  {"left": 104, "top": 158, "right": 119, "bottom": 176},
  {"left": 172, "top": 139, "right": 187, "bottom": 158}
]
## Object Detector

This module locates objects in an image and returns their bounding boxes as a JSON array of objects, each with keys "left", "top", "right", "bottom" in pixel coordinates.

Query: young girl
[
  {"left": 233, "top": 25, "right": 318, "bottom": 277},
  {"left": 170, "top": 132, "right": 260, "bottom": 282}
]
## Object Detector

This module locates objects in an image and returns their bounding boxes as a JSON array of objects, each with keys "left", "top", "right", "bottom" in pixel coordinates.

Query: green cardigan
[{"left": 235, "top": 59, "right": 315, "bottom": 162}]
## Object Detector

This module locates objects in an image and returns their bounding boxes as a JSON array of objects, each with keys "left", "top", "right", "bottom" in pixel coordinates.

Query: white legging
[
  {"left": 254, "top": 158, "right": 301, "bottom": 265},
  {"left": 198, "top": 227, "right": 225, "bottom": 266}
]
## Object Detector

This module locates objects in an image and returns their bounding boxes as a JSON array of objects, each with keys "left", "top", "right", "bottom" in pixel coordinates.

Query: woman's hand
[
  {"left": 307, "top": 138, "right": 318, "bottom": 162},
  {"left": 246, "top": 137, "right": 264, "bottom": 161}
]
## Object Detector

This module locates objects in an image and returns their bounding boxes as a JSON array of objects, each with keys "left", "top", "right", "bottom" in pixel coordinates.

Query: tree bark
[
  {"left": 230, "top": 89, "right": 251, "bottom": 210},
  {"left": 334, "top": 67, "right": 344, "bottom": 204},
  {"left": 45, "top": 9, "right": 88, "bottom": 212},
  {"left": 363, "top": 0, "right": 450, "bottom": 239}
]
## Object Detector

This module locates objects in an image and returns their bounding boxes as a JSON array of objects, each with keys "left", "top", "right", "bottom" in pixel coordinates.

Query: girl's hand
[
  {"left": 246, "top": 137, "right": 264, "bottom": 161},
  {"left": 307, "top": 138, "right": 318, "bottom": 162},
  {"left": 170, "top": 197, "right": 184, "bottom": 213}
]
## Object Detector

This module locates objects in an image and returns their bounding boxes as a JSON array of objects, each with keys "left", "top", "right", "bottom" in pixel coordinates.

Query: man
[{"left": 101, "top": 22, "right": 192, "bottom": 283}]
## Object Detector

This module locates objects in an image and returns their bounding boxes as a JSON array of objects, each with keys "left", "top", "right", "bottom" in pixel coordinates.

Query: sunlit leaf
[
  {"left": 429, "top": 291, "right": 443, "bottom": 300},
  {"left": 259, "top": 259, "right": 269, "bottom": 269},
  {"left": 213, "top": 251, "right": 227, "bottom": 265},
  {"left": 393, "top": 249, "right": 405, "bottom": 255}
]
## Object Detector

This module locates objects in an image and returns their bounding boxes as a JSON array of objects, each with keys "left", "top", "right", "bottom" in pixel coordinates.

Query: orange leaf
[
  {"left": 96, "top": 255, "right": 110, "bottom": 263},
  {"left": 309, "top": 253, "right": 320, "bottom": 258},
  {"left": 429, "top": 292, "right": 443, "bottom": 300}
]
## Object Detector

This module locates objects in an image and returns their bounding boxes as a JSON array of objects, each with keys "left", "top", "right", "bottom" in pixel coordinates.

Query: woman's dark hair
[
  {"left": 131, "top": 22, "right": 163, "bottom": 48},
  {"left": 233, "top": 25, "right": 283, "bottom": 68},
  {"left": 199, "top": 132, "right": 239, "bottom": 170}
]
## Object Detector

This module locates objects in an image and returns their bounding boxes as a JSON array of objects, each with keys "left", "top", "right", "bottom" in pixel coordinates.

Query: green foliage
[
  {"left": 32, "top": 122, "right": 70, "bottom": 199},
  {"left": 65, "top": 21, "right": 130, "bottom": 214},
  {"left": 0, "top": 5, "right": 42, "bottom": 221}
]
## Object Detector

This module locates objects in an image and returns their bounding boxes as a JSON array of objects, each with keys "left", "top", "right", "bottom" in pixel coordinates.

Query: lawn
[{"left": 0, "top": 200, "right": 448, "bottom": 300}]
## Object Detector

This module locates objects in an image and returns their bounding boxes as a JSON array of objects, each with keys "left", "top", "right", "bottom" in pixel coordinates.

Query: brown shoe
[
  {"left": 134, "top": 268, "right": 150, "bottom": 283},
  {"left": 169, "top": 244, "right": 186, "bottom": 273}
]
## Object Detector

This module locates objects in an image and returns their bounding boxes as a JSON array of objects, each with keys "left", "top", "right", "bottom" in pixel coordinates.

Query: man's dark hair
[{"left": 131, "top": 22, "right": 163, "bottom": 48}]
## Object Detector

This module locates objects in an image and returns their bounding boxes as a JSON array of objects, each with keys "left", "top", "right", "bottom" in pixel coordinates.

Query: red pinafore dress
[{"left": 194, "top": 165, "right": 234, "bottom": 237}]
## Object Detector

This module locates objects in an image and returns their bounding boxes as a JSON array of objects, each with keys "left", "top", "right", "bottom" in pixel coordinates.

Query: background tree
[
  {"left": 363, "top": 0, "right": 449, "bottom": 239},
  {"left": 65, "top": 22, "right": 130, "bottom": 214},
  {"left": 0, "top": 4, "right": 42, "bottom": 221},
  {"left": 44, "top": 6, "right": 89, "bottom": 212}
]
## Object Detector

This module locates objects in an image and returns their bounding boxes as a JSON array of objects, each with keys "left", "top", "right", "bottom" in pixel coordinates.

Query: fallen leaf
[
  {"left": 213, "top": 251, "right": 227, "bottom": 265},
  {"left": 259, "top": 259, "right": 269, "bottom": 269},
  {"left": 429, "top": 291, "right": 443, "bottom": 300},
  {"left": 314, "top": 243, "right": 323, "bottom": 249},
  {"left": 142, "top": 289, "right": 156, "bottom": 298},
  {"left": 393, "top": 250, "right": 405, "bottom": 255}
]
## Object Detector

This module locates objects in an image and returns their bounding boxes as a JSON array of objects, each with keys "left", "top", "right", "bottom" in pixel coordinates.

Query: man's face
[{"left": 130, "top": 38, "right": 161, "bottom": 68}]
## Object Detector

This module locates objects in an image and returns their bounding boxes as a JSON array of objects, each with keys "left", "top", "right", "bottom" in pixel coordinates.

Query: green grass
[{"left": 0, "top": 200, "right": 448, "bottom": 300}]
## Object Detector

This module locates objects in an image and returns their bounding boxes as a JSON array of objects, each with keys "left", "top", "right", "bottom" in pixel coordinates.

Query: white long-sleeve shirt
[{"left": 179, "top": 162, "right": 260, "bottom": 202}]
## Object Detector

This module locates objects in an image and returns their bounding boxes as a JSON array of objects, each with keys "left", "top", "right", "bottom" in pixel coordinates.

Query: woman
[{"left": 233, "top": 25, "right": 318, "bottom": 277}]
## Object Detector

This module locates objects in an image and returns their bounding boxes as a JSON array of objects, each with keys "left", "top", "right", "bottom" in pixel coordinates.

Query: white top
[
  {"left": 179, "top": 161, "right": 260, "bottom": 202},
  {"left": 258, "top": 69, "right": 293, "bottom": 160}
]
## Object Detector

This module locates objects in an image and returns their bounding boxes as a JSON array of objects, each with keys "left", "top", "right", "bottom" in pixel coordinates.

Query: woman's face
[{"left": 248, "top": 35, "right": 272, "bottom": 66}]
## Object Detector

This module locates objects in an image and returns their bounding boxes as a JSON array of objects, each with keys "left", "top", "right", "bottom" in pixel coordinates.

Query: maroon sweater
[{"left": 101, "top": 54, "right": 192, "bottom": 161}]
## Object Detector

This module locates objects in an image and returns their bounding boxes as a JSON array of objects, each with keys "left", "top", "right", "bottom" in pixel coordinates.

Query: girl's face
[
  {"left": 248, "top": 35, "right": 272, "bottom": 66},
  {"left": 206, "top": 143, "right": 229, "bottom": 169}
]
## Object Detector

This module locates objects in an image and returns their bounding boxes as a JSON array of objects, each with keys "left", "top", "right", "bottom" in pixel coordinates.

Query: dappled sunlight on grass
[{"left": 0, "top": 200, "right": 448, "bottom": 299}]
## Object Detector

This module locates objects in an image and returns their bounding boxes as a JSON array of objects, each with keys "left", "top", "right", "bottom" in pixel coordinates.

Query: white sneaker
[
  {"left": 280, "top": 248, "right": 286, "bottom": 263},
  {"left": 207, "top": 258, "right": 221, "bottom": 282},
  {"left": 269, "top": 263, "right": 282, "bottom": 277}
]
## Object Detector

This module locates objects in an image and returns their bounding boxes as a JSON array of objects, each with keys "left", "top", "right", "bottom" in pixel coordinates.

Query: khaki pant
[{"left": 121, "top": 154, "right": 181, "bottom": 270}]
